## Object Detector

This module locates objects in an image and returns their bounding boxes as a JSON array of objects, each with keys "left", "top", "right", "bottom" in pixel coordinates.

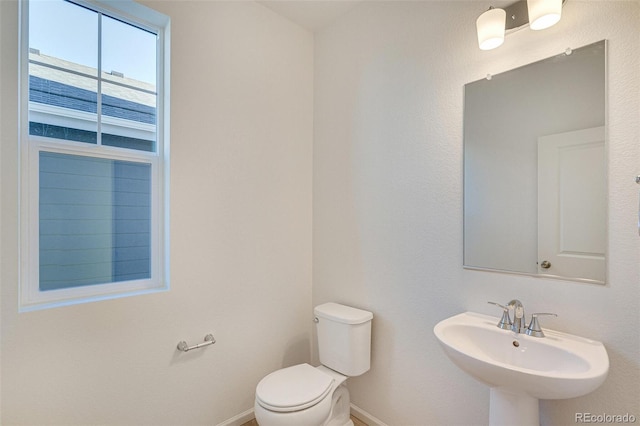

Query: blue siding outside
[
  {"left": 103, "top": 93, "right": 156, "bottom": 125},
  {"left": 39, "top": 152, "right": 151, "bottom": 291},
  {"left": 29, "top": 75, "right": 156, "bottom": 150},
  {"left": 30, "top": 75, "right": 97, "bottom": 113},
  {"left": 29, "top": 75, "right": 156, "bottom": 124}
]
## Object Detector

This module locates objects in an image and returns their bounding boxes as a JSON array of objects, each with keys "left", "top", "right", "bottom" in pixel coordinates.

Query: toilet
[{"left": 254, "top": 303, "right": 373, "bottom": 426}]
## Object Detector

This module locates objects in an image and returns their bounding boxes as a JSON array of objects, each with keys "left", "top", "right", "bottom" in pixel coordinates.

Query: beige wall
[
  {"left": 0, "top": 1, "right": 313, "bottom": 424},
  {"left": 313, "top": 1, "right": 639, "bottom": 425}
]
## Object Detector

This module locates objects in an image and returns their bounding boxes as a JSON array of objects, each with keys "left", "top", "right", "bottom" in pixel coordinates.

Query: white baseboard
[
  {"left": 350, "top": 403, "right": 388, "bottom": 426},
  {"left": 216, "top": 407, "right": 255, "bottom": 426}
]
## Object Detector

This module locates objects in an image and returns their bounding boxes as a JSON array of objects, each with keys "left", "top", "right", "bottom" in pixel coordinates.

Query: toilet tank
[{"left": 314, "top": 303, "right": 373, "bottom": 377}]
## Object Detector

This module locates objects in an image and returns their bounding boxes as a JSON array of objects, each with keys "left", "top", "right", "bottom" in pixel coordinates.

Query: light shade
[
  {"left": 476, "top": 8, "right": 506, "bottom": 50},
  {"left": 527, "top": 0, "right": 562, "bottom": 30}
]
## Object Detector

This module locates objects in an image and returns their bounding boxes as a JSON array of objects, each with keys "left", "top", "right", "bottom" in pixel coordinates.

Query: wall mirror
[{"left": 463, "top": 40, "right": 606, "bottom": 284}]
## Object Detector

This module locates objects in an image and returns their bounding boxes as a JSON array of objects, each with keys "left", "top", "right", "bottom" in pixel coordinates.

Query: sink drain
[{"left": 512, "top": 340, "right": 520, "bottom": 347}]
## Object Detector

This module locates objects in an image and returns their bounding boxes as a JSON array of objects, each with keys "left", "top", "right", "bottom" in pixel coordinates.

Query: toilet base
[
  {"left": 328, "top": 419, "right": 353, "bottom": 426},
  {"left": 325, "top": 384, "right": 351, "bottom": 426},
  {"left": 254, "top": 383, "right": 352, "bottom": 426}
]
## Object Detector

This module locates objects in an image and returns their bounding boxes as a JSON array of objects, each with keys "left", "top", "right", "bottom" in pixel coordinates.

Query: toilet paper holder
[{"left": 177, "top": 334, "right": 216, "bottom": 352}]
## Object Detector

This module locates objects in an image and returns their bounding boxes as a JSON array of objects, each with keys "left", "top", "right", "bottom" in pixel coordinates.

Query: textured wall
[
  {"left": 313, "top": 1, "right": 639, "bottom": 425},
  {"left": 0, "top": 1, "right": 313, "bottom": 424}
]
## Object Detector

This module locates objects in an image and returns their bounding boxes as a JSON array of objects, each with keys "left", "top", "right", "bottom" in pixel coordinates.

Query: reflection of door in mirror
[{"left": 537, "top": 127, "right": 606, "bottom": 282}]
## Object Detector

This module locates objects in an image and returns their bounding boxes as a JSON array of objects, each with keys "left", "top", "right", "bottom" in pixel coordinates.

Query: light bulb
[
  {"left": 476, "top": 8, "right": 506, "bottom": 50},
  {"left": 527, "top": 0, "right": 562, "bottom": 31}
]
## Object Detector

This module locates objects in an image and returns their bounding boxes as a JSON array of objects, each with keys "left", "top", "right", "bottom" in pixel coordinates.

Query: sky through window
[{"left": 29, "top": 0, "right": 157, "bottom": 86}]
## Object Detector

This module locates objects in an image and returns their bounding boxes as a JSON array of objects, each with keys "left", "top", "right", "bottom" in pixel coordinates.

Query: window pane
[
  {"left": 29, "top": 71, "right": 98, "bottom": 143},
  {"left": 39, "top": 152, "right": 152, "bottom": 291},
  {"left": 102, "top": 15, "right": 157, "bottom": 87},
  {"left": 29, "top": 0, "right": 99, "bottom": 144},
  {"left": 101, "top": 15, "right": 157, "bottom": 151},
  {"left": 101, "top": 81, "right": 157, "bottom": 151},
  {"left": 29, "top": 0, "right": 98, "bottom": 73}
]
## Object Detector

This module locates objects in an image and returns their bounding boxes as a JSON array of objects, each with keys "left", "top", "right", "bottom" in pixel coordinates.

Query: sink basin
[{"left": 434, "top": 312, "right": 609, "bottom": 425}]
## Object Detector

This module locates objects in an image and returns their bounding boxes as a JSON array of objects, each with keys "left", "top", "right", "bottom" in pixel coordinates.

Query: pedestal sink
[{"left": 433, "top": 312, "right": 609, "bottom": 426}]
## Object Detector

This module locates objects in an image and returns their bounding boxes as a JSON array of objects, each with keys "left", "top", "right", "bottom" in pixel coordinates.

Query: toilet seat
[{"left": 256, "top": 364, "right": 334, "bottom": 412}]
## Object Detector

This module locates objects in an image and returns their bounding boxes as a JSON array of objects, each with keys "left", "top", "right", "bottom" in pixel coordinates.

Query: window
[{"left": 19, "top": 0, "right": 170, "bottom": 311}]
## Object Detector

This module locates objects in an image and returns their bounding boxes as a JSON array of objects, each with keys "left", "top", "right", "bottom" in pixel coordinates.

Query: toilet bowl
[
  {"left": 254, "top": 364, "right": 352, "bottom": 426},
  {"left": 254, "top": 303, "right": 373, "bottom": 426}
]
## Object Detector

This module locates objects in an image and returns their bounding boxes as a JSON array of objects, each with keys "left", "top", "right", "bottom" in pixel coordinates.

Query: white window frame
[{"left": 18, "top": 0, "right": 171, "bottom": 312}]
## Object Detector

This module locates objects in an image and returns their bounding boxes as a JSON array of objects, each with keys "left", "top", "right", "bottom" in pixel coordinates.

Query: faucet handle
[
  {"left": 525, "top": 313, "right": 557, "bottom": 338},
  {"left": 488, "top": 302, "right": 512, "bottom": 330}
]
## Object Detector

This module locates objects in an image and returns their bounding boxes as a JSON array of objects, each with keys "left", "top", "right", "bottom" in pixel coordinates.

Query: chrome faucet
[
  {"left": 487, "top": 299, "right": 525, "bottom": 332},
  {"left": 508, "top": 299, "right": 526, "bottom": 333},
  {"left": 488, "top": 300, "right": 557, "bottom": 337},
  {"left": 524, "top": 312, "right": 558, "bottom": 337}
]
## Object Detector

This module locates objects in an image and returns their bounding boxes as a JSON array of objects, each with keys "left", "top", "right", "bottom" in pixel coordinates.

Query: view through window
[{"left": 22, "top": 0, "right": 169, "bottom": 309}]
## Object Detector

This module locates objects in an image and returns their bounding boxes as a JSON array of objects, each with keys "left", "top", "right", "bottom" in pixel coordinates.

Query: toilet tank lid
[{"left": 314, "top": 303, "right": 373, "bottom": 324}]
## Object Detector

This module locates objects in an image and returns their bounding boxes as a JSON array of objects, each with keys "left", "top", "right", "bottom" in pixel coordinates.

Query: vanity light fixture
[
  {"left": 476, "top": 0, "right": 565, "bottom": 50},
  {"left": 527, "top": 0, "right": 563, "bottom": 30},
  {"left": 476, "top": 7, "right": 506, "bottom": 50}
]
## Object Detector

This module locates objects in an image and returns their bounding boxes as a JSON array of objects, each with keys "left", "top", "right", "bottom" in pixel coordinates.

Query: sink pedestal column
[{"left": 489, "top": 388, "right": 539, "bottom": 426}]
